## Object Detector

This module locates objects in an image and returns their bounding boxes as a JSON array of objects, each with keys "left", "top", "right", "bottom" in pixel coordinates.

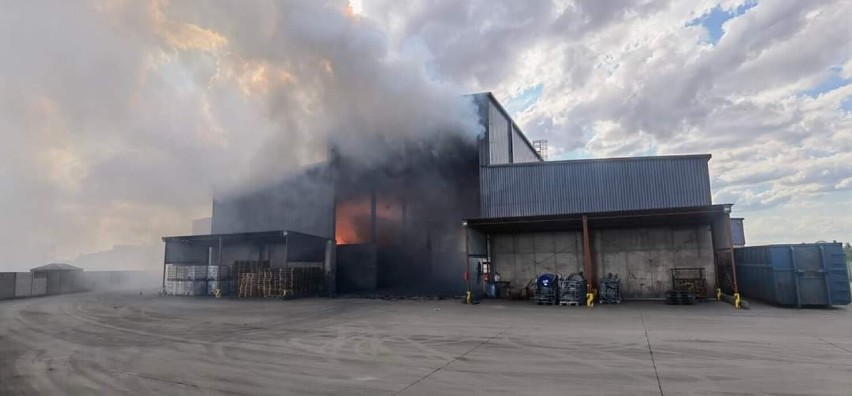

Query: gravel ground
[{"left": 1, "top": 290, "right": 850, "bottom": 395}]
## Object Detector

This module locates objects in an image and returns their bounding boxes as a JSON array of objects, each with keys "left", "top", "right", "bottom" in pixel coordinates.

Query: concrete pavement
[{"left": 1, "top": 291, "right": 849, "bottom": 395}]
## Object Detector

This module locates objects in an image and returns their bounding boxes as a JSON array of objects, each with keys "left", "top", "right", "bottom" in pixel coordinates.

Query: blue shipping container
[{"left": 734, "top": 243, "right": 851, "bottom": 307}]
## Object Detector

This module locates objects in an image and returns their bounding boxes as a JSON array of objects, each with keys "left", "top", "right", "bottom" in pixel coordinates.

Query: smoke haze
[{"left": 0, "top": 0, "right": 479, "bottom": 271}]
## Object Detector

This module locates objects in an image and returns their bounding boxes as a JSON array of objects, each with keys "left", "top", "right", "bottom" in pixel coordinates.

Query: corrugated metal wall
[
  {"left": 14, "top": 272, "right": 32, "bottom": 297},
  {"left": 730, "top": 218, "right": 745, "bottom": 246},
  {"left": 212, "top": 168, "right": 335, "bottom": 239},
  {"left": 0, "top": 273, "right": 15, "bottom": 300},
  {"left": 478, "top": 93, "right": 541, "bottom": 166},
  {"left": 480, "top": 155, "right": 712, "bottom": 217},
  {"left": 488, "top": 102, "right": 510, "bottom": 165},
  {"left": 511, "top": 128, "right": 539, "bottom": 163},
  {"left": 31, "top": 276, "right": 47, "bottom": 296}
]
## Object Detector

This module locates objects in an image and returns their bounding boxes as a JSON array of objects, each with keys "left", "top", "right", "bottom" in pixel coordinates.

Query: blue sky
[
  {"left": 504, "top": 83, "right": 543, "bottom": 115},
  {"left": 688, "top": 0, "right": 758, "bottom": 45}
]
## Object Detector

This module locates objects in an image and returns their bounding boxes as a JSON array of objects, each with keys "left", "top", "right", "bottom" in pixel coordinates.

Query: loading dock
[{"left": 465, "top": 205, "right": 738, "bottom": 300}]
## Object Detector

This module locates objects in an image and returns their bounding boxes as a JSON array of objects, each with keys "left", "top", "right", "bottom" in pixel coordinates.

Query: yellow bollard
[
  {"left": 214, "top": 289, "right": 221, "bottom": 298},
  {"left": 466, "top": 291, "right": 472, "bottom": 304},
  {"left": 734, "top": 293, "right": 741, "bottom": 309},
  {"left": 716, "top": 288, "right": 722, "bottom": 301},
  {"left": 586, "top": 292, "right": 594, "bottom": 307}
]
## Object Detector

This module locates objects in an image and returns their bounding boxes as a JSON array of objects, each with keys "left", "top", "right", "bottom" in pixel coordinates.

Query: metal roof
[
  {"left": 31, "top": 263, "right": 83, "bottom": 272},
  {"left": 480, "top": 154, "right": 713, "bottom": 218},
  {"left": 162, "top": 230, "right": 328, "bottom": 245}
]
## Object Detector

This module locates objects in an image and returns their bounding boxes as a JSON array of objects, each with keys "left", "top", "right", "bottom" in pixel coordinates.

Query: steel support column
[
  {"left": 582, "top": 215, "right": 594, "bottom": 290},
  {"left": 217, "top": 236, "right": 223, "bottom": 286},
  {"left": 162, "top": 242, "right": 168, "bottom": 292},
  {"left": 725, "top": 215, "right": 739, "bottom": 295},
  {"left": 464, "top": 223, "right": 471, "bottom": 293}
]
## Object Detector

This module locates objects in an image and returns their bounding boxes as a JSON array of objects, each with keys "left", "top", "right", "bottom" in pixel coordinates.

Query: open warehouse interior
[
  {"left": 162, "top": 231, "right": 331, "bottom": 297},
  {"left": 465, "top": 204, "right": 737, "bottom": 301}
]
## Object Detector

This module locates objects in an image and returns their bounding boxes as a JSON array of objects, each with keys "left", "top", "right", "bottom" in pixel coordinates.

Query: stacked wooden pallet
[
  {"left": 239, "top": 273, "right": 259, "bottom": 298},
  {"left": 234, "top": 266, "right": 323, "bottom": 298},
  {"left": 259, "top": 270, "right": 275, "bottom": 298}
]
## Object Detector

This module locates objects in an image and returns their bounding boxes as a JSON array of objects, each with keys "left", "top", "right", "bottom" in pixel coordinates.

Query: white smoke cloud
[{"left": 0, "top": 0, "right": 480, "bottom": 270}]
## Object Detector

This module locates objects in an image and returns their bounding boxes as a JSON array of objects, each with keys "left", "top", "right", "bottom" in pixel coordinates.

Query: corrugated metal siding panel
[
  {"left": 511, "top": 128, "right": 539, "bottom": 163},
  {"left": 488, "top": 102, "right": 510, "bottom": 165},
  {"left": 730, "top": 218, "right": 745, "bottom": 246},
  {"left": 14, "top": 272, "right": 32, "bottom": 297},
  {"left": 212, "top": 171, "right": 335, "bottom": 239},
  {"left": 735, "top": 243, "right": 850, "bottom": 306},
  {"left": 481, "top": 156, "right": 711, "bottom": 217}
]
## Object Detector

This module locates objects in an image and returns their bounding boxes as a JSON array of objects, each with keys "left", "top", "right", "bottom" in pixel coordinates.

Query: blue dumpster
[{"left": 734, "top": 243, "right": 850, "bottom": 307}]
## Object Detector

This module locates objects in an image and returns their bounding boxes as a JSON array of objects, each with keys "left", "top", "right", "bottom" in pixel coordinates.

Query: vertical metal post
[
  {"left": 162, "top": 242, "right": 168, "bottom": 292},
  {"left": 217, "top": 237, "right": 223, "bottom": 285},
  {"left": 726, "top": 216, "right": 739, "bottom": 295},
  {"left": 582, "top": 215, "right": 594, "bottom": 290},
  {"left": 818, "top": 245, "right": 832, "bottom": 306},
  {"left": 790, "top": 246, "right": 802, "bottom": 308},
  {"left": 464, "top": 224, "right": 471, "bottom": 294},
  {"left": 324, "top": 239, "right": 335, "bottom": 297}
]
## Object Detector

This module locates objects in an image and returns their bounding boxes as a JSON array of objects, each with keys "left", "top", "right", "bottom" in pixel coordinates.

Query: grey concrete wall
[
  {"left": 491, "top": 232, "right": 584, "bottom": 287},
  {"left": 0, "top": 273, "right": 15, "bottom": 300},
  {"left": 595, "top": 225, "right": 714, "bottom": 298},
  {"left": 490, "top": 226, "right": 714, "bottom": 298},
  {"left": 14, "top": 272, "right": 32, "bottom": 297}
]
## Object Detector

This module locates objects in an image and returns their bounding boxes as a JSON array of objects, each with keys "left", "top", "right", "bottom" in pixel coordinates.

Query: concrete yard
[{"left": 1, "top": 292, "right": 850, "bottom": 395}]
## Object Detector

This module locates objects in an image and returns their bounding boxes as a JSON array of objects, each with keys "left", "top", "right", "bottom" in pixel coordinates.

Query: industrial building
[{"left": 162, "top": 92, "right": 742, "bottom": 300}]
